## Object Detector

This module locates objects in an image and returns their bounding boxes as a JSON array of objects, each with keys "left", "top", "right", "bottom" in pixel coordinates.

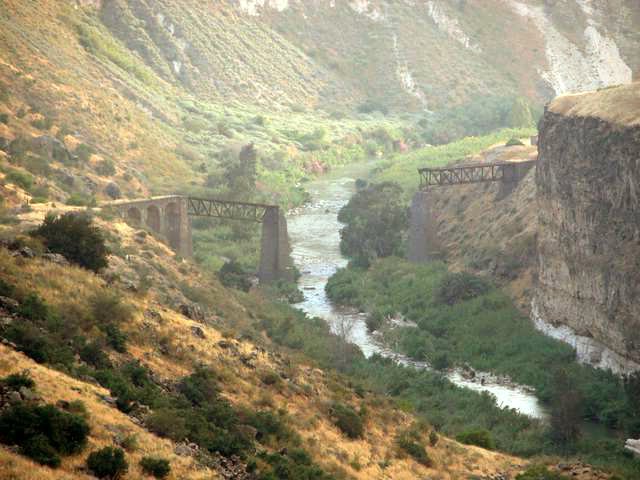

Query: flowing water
[{"left": 287, "top": 165, "right": 548, "bottom": 420}]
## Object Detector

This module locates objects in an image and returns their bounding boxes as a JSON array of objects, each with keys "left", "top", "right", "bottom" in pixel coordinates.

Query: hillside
[{"left": 0, "top": 207, "right": 526, "bottom": 480}]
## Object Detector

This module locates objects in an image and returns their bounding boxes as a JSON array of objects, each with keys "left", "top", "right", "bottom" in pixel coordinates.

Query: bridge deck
[{"left": 418, "top": 160, "right": 536, "bottom": 188}]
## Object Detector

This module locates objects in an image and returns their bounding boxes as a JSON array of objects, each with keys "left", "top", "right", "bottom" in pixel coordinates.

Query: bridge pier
[
  {"left": 407, "top": 190, "right": 439, "bottom": 263},
  {"left": 258, "top": 207, "right": 292, "bottom": 283}
]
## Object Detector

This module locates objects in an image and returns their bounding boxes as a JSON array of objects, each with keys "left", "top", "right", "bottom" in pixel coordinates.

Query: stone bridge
[
  {"left": 104, "top": 196, "right": 291, "bottom": 283},
  {"left": 408, "top": 160, "right": 536, "bottom": 262}
]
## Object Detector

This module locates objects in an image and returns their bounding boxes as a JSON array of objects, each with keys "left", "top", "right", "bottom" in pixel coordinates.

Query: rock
[
  {"left": 625, "top": 438, "right": 640, "bottom": 457},
  {"left": 179, "top": 303, "right": 204, "bottom": 321},
  {"left": 191, "top": 325, "right": 206, "bottom": 339},
  {"left": 104, "top": 182, "right": 121, "bottom": 199},
  {"left": 174, "top": 442, "right": 197, "bottom": 457},
  {"left": 11, "top": 247, "right": 35, "bottom": 258},
  {"left": 100, "top": 394, "right": 117, "bottom": 406},
  {"left": 0, "top": 296, "right": 19, "bottom": 312},
  {"left": 6, "top": 390, "right": 22, "bottom": 404},
  {"left": 41, "top": 253, "right": 69, "bottom": 265},
  {"left": 18, "top": 387, "right": 38, "bottom": 401},
  {"left": 536, "top": 88, "right": 640, "bottom": 372}
]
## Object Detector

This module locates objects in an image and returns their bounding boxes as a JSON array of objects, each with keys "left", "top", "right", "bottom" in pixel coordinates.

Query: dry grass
[
  {"left": 549, "top": 82, "right": 640, "bottom": 126},
  {"left": 0, "top": 217, "right": 528, "bottom": 479}
]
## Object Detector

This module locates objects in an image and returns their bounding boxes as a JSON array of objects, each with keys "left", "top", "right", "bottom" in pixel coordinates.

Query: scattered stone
[
  {"left": 191, "top": 326, "right": 206, "bottom": 339},
  {"left": 626, "top": 438, "right": 640, "bottom": 457},
  {"left": 41, "top": 253, "right": 69, "bottom": 265},
  {"left": 179, "top": 303, "right": 205, "bottom": 321},
  {"left": 11, "top": 247, "right": 35, "bottom": 258},
  {"left": 7, "top": 391, "right": 22, "bottom": 404},
  {"left": 100, "top": 394, "right": 118, "bottom": 406},
  {"left": 0, "top": 296, "right": 19, "bottom": 312},
  {"left": 18, "top": 386, "right": 38, "bottom": 402}
]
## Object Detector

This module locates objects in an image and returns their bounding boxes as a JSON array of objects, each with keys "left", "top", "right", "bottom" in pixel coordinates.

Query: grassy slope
[{"left": 0, "top": 212, "right": 526, "bottom": 480}]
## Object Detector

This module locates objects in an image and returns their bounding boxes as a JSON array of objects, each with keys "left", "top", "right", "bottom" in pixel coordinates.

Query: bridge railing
[
  {"left": 186, "top": 197, "right": 276, "bottom": 223},
  {"left": 418, "top": 160, "right": 537, "bottom": 189}
]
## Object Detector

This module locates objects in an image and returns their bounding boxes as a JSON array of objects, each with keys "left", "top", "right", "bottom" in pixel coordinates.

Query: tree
[
  {"left": 507, "top": 97, "right": 534, "bottom": 128},
  {"left": 222, "top": 142, "right": 257, "bottom": 199},
  {"left": 549, "top": 368, "right": 582, "bottom": 449},
  {"left": 31, "top": 212, "right": 109, "bottom": 272},
  {"left": 338, "top": 182, "right": 408, "bottom": 267}
]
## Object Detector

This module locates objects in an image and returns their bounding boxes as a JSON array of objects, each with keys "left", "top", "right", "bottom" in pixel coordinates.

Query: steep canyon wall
[{"left": 534, "top": 83, "right": 640, "bottom": 373}]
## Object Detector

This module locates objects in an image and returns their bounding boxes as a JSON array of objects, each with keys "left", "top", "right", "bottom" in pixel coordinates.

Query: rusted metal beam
[
  {"left": 186, "top": 197, "right": 277, "bottom": 223},
  {"left": 418, "top": 160, "right": 536, "bottom": 189}
]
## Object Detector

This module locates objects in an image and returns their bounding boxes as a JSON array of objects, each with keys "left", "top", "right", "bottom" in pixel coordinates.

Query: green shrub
[
  {"left": 434, "top": 272, "right": 490, "bottom": 306},
  {"left": 75, "top": 143, "right": 94, "bottom": 163},
  {"left": 505, "top": 137, "right": 525, "bottom": 146},
  {"left": 331, "top": 403, "right": 363, "bottom": 439},
  {"left": 104, "top": 324, "right": 127, "bottom": 353},
  {"left": 87, "top": 447, "right": 128, "bottom": 479},
  {"left": 30, "top": 116, "right": 53, "bottom": 130},
  {"left": 1, "top": 371, "right": 35, "bottom": 390},
  {"left": 80, "top": 340, "right": 112, "bottom": 369},
  {"left": 455, "top": 429, "right": 494, "bottom": 450},
  {"left": 397, "top": 435, "right": 432, "bottom": 466},
  {"left": 95, "top": 159, "right": 116, "bottom": 176},
  {"left": 428, "top": 430, "right": 439, "bottom": 446},
  {"left": 66, "top": 192, "right": 97, "bottom": 206},
  {"left": 31, "top": 213, "right": 109, "bottom": 272},
  {"left": 178, "top": 367, "right": 220, "bottom": 407},
  {"left": 0, "top": 113, "right": 9, "bottom": 124},
  {"left": 139, "top": 457, "right": 171, "bottom": 479},
  {"left": 0, "top": 403, "right": 90, "bottom": 466},
  {"left": 6, "top": 170, "right": 34, "bottom": 190},
  {"left": 217, "top": 260, "right": 252, "bottom": 292},
  {"left": 516, "top": 465, "right": 569, "bottom": 479}
]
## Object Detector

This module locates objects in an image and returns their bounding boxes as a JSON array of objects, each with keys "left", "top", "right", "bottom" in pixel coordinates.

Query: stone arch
[
  {"left": 146, "top": 205, "right": 161, "bottom": 233},
  {"left": 126, "top": 207, "right": 142, "bottom": 226},
  {"left": 164, "top": 202, "right": 181, "bottom": 250}
]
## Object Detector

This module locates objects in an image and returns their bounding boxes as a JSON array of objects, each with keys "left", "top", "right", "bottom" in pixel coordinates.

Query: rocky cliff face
[{"left": 534, "top": 83, "right": 640, "bottom": 373}]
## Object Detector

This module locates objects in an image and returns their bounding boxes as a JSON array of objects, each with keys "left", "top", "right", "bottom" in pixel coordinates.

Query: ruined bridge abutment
[
  {"left": 408, "top": 160, "right": 536, "bottom": 263},
  {"left": 106, "top": 196, "right": 291, "bottom": 283}
]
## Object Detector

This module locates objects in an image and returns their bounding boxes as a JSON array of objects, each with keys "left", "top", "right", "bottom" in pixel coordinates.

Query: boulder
[
  {"left": 191, "top": 325, "right": 206, "bottom": 339},
  {"left": 104, "top": 182, "right": 121, "bottom": 199},
  {"left": 626, "top": 438, "right": 640, "bottom": 457},
  {"left": 41, "top": 253, "right": 69, "bottom": 265}
]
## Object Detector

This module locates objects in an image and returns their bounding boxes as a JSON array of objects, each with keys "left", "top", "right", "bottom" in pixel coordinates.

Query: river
[{"left": 287, "top": 165, "right": 548, "bottom": 420}]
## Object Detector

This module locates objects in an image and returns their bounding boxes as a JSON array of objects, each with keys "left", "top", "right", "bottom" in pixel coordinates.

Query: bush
[
  {"left": 66, "top": 192, "right": 97, "bottom": 207},
  {"left": 104, "top": 324, "right": 127, "bottom": 353},
  {"left": 455, "top": 429, "right": 494, "bottom": 450},
  {"left": 428, "top": 430, "right": 439, "bottom": 446},
  {"left": 140, "top": 457, "right": 171, "bottom": 479},
  {"left": 0, "top": 113, "right": 9, "bottom": 124},
  {"left": 178, "top": 367, "right": 220, "bottom": 407},
  {"left": 95, "top": 159, "right": 116, "bottom": 177},
  {"left": 331, "top": 403, "right": 363, "bottom": 439},
  {"left": 80, "top": 340, "right": 112, "bottom": 369},
  {"left": 0, "top": 403, "right": 90, "bottom": 466},
  {"left": 434, "top": 272, "right": 490, "bottom": 306},
  {"left": 6, "top": 170, "right": 34, "bottom": 190},
  {"left": 218, "top": 260, "right": 252, "bottom": 292},
  {"left": 1, "top": 371, "right": 35, "bottom": 390},
  {"left": 397, "top": 436, "right": 432, "bottom": 467},
  {"left": 516, "top": 465, "right": 569, "bottom": 479},
  {"left": 87, "top": 447, "right": 128, "bottom": 479},
  {"left": 505, "top": 137, "right": 525, "bottom": 146},
  {"left": 31, "top": 213, "right": 109, "bottom": 272},
  {"left": 75, "top": 143, "right": 94, "bottom": 163}
]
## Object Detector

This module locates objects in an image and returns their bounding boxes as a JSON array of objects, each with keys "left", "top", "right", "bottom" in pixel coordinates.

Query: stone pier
[
  {"left": 407, "top": 190, "right": 439, "bottom": 263},
  {"left": 258, "top": 206, "right": 292, "bottom": 283}
]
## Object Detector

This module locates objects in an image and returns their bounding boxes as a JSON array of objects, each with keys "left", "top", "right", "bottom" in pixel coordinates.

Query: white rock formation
[
  {"left": 532, "top": 300, "right": 640, "bottom": 376},
  {"left": 425, "top": 1, "right": 481, "bottom": 53},
  {"left": 509, "top": 0, "right": 632, "bottom": 95},
  {"left": 626, "top": 438, "right": 640, "bottom": 457}
]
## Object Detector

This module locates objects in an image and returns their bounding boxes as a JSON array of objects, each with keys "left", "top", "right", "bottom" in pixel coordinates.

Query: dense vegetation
[
  {"left": 30, "top": 213, "right": 109, "bottom": 272},
  {"left": 0, "top": 271, "right": 336, "bottom": 479},
  {"left": 324, "top": 258, "right": 640, "bottom": 475},
  {"left": 337, "top": 181, "right": 408, "bottom": 267}
]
